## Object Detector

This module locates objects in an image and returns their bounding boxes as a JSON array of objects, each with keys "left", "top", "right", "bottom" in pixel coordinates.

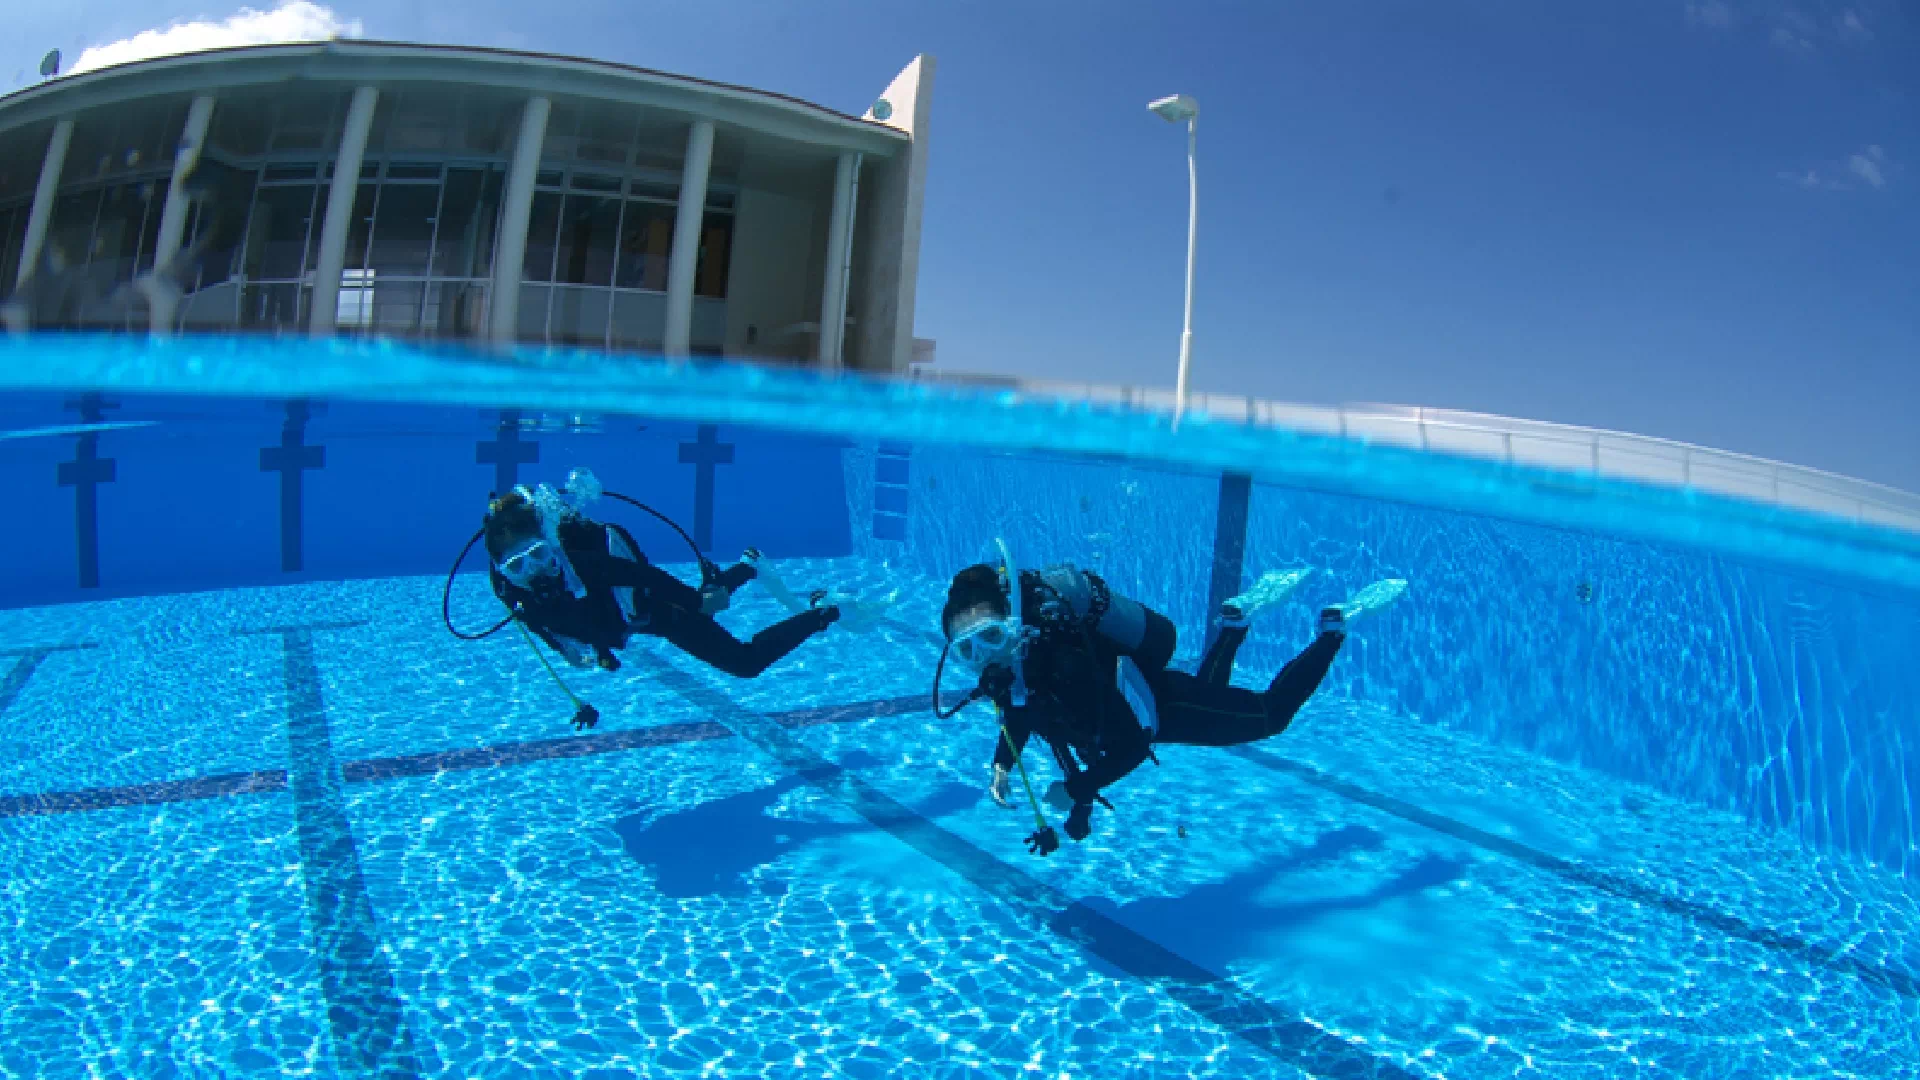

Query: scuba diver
[
  {"left": 934, "top": 544, "right": 1406, "bottom": 855},
  {"left": 447, "top": 469, "right": 886, "bottom": 728}
]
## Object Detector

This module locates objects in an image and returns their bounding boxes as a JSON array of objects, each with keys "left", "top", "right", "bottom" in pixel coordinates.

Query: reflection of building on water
[{"left": 0, "top": 41, "right": 937, "bottom": 371}]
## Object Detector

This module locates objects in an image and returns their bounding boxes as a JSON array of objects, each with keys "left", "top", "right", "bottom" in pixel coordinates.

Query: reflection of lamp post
[{"left": 1148, "top": 93, "right": 1199, "bottom": 420}]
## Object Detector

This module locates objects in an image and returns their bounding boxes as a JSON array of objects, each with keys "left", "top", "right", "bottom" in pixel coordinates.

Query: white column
[
  {"left": 815, "top": 151, "right": 859, "bottom": 370},
  {"left": 148, "top": 94, "right": 216, "bottom": 333},
  {"left": 662, "top": 118, "right": 715, "bottom": 356},
  {"left": 308, "top": 86, "right": 380, "bottom": 336},
  {"left": 13, "top": 118, "right": 73, "bottom": 292},
  {"left": 489, "top": 94, "right": 551, "bottom": 344}
]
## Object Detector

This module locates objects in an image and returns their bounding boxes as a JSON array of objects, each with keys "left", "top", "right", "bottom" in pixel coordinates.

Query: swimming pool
[{"left": 2, "top": 335, "right": 1916, "bottom": 1079}]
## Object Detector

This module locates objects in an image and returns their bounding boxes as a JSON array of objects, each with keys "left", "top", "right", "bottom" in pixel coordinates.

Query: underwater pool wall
[
  {"left": 844, "top": 439, "right": 1920, "bottom": 884},
  {"left": 0, "top": 392, "right": 853, "bottom": 610}
]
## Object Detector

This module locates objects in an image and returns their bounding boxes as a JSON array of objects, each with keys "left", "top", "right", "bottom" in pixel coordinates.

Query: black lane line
[
  {"left": 246, "top": 622, "right": 426, "bottom": 1080},
  {"left": 0, "top": 644, "right": 97, "bottom": 718},
  {"left": 635, "top": 650, "right": 1422, "bottom": 1080},
  {"left": 0, "top": 694, "right": 930, "bottom": 819},
  {"left": 1234, "top": 745, "right": 1920, "bottom": 1001}
]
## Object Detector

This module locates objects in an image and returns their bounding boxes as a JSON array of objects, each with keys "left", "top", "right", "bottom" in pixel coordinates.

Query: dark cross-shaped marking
[
  {"left": 57, "top": 395, "right": 120, "bottom": 591},
  {"left": 1203, "top": 471, "right": 1253, "bottom": 654},
  {"left": 677, "top": 423, "right": 734, "bottom": 553},
  {"left": 259, "top": 400, "right": 326, "bottom": 573},
  {"left": 476, "top": 409, "right": 539, "bottom": 496}
]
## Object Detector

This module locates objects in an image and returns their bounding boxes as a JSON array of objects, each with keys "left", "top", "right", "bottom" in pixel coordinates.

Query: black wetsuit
[
  {"left": 988, "top": 571, "right": 1342, "bottom": 810},
  {"left": 491, "top": 517, "right": 835, "bottom": 678}
]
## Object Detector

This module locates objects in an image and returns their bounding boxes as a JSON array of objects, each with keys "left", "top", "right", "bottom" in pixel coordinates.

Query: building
[{"left": 0, "top": 41, "right": 934, "bottom": 371}]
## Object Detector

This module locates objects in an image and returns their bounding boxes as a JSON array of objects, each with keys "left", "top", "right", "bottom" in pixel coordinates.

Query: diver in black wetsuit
[
  {"left": 940, "top": 560, "right": 1362, "bottom": 853},
  {"left": 482, "top": 485, "right": 840, "bottom": 679}
]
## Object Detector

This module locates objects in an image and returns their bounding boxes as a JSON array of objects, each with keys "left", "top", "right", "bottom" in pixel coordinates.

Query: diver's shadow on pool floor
[
  {"left": 613, "top": 749, "right": 982, "bottom": 898},
  {"left": 617, "top": 763, "right": 1472, "bottom": 987},
  {"left": 1061, "top": 826, "right": 1473, "bottom": 983}
]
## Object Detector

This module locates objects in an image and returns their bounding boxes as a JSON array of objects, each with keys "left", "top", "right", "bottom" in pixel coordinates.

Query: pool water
[{"left": 2, "top": 336, "right": 1918, "bottom": 1079}]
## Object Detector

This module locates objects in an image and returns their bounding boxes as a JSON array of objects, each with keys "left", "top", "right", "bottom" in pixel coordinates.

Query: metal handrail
[{"left": 906, "top": 369, "right": 1920, "bottom": 535}]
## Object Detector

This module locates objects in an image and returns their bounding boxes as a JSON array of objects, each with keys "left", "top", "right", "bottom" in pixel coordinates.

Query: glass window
[
  {"left": 615, "top": 201, "right": 675, "bottom": 291},
  {"left": 539, "top": 101, "right": 583, "bottom": 164},
  {"left": 569, "top": 173, "right": 622, "bottom": 193},
  {"left": 434, "top": 168, "right": 503, "bottom": 280},
  {"left": 370, "top": 279, "right": 425, "bottom": 333},
  {"left": 523, "top": 191, "right": 561, "bottom": 282},
  {"left": 385, "top": 163, "right": 442, "bottom": 181},
  {"left": 129, "top": 181, "right": 170, "bottom": 276},
  {"left": 98, "top": 99, "right": 184, "bottom": 180},
  {"left": 209, "top": 98, "right": 272, "bottom": 157},
  {"left": 629, "top": 178, "right": 677, "bottom": 202},
  {"left": 0, "top": 122, "right": 57, "bottom": 203},
  {"left": 0, "top": 205, "right": 23, "bottom": 291},
  {"left": 337, "top": 182, "right": 377, "bottom": 271},
  {"left": 337, "top": 268, "right": 375, "bottom": 329},
  {"left": 457, "top": 93, "right": 516, "bottom": 156},
  {"left": 191, "top": 166, "right": 254, "bottom": 288},
  {"left": 90, "top": 181, "right": 155, "bottom": 285},
  {"left": 47, "top": 189, "right": 101, "bottom": 270},
  {"left": 245, "top": 185, "right": 319, "bottom": 280},
  {"left": 695, "top": 212, "right": 733, "bottom": 299},
  {"left": 424, "top": 281, "right": 488, "bottom": 337},
  {"left": 366, "top": 182, "right": 439, "bottom": 276},
  {"left": 552, "top": 193, "right": 619, "bottom": 286},
  {"left": 272, "top": 91, "right": 344, "bottom": 152},
  {"left": 240, "top": 282, "right": 310, "bottom": 331}
]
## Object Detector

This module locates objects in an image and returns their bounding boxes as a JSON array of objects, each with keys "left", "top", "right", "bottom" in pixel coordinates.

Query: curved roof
[{"left": 0, "top": 40, "right": 910, "bottom": 155}]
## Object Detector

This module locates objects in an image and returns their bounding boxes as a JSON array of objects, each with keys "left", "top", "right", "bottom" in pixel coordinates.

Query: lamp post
[{"left": 1148, "top": 93, "right": 1199, "bottom": 421}]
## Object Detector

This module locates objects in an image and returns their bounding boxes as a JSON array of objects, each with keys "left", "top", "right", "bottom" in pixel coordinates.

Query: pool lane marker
[
  {"left": 0, "top": 644, "right": 98, "bottom": 718},
  {"left": 1235, "top": 745, "right": 1920, "bottom": 1002},
  {"left": 632, "top": 649, "right": 1424, "bottom": 1080},
  {"left": 0, "top": 694, "right": 930, "bottom": 820},
  {"left": 242, "top": 621, "right": 427, "bottom": 1080}
]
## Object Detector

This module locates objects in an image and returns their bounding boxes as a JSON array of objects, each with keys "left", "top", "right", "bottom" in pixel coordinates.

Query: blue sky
[{"left": 8, "top": 1, "right": 1917, "bottom": 490}]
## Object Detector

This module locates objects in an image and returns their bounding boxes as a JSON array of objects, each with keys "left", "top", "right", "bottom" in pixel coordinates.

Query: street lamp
[{"left": 1148, "top": 93, "right": 1198, "bottom": 420}]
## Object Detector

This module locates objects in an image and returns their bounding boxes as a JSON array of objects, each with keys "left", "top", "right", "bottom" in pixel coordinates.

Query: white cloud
[
  {"left": 1837, "top": 9, "right": 1872, "bottom": 42},
  {"left": 1770, "top": 25, "right": 1814, "bottom": 50},
  {"left": 1848, "top": 146, "right": 1887, "bottom": 188},
  {"left": 1686, "top": 0, "right": 1735, "bottom": 28},
  {"left": 1783, "top": 146, "right": 1895, "bottom": 192},
  {"left": 69, "top": 3, "right": 364, "bottom": 76}
]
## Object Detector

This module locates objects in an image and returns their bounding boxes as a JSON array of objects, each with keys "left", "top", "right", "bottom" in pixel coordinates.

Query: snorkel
[{"left": 993, "top": 537, "right": 1029, "bottom": 707}]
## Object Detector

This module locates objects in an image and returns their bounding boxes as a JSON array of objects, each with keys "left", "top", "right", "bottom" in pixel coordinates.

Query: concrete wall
[
  {"left": 723, "top": 186, "right": 820, "bottom": 361},
  {"left": 849, "top": 56, "right": 934, "bottom": 374}
]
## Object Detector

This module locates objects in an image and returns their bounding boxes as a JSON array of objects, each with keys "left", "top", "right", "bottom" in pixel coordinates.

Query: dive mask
[
  {"left": 497, "top": 537, "right": 563, "bottom": 589},
  {"left": 949, "top": 612, "right": 1023, "bottom": 670}
]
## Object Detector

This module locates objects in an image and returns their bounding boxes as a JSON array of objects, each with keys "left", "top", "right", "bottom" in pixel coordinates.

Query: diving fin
[{"left": 1336, "top": 578, "right": 1409, "bottom": 625}]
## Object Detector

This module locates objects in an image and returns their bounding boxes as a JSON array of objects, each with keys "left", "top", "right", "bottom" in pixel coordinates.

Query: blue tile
[
  {"left": 875, "top": 456, "right": 910, "bottom": 487},
  {"left": 871, "top": 512, "right": 908, "bottom": 543},
  {"left": 873, "top": 483, "right": 910, "bottom": 516}
]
